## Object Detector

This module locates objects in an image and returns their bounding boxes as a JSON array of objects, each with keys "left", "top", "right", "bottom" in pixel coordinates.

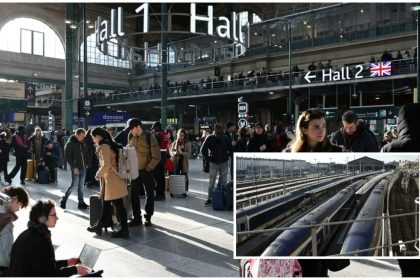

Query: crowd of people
[{"left": 0, "top": 102, "right": 418, "bottom": 276}]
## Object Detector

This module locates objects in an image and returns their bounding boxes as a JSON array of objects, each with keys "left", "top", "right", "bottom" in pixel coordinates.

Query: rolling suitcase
[
  {"left": 212, "top": 184, "right": 226, "bottom": 211},
  {"left": 169, "top": 174, "right": 187, "bottom": 197},
  {"left": 37, "top": 168, "right": 50, "bottom": 184},
  {"left": 26, "top": 159, "right": 36, "bottom": 180}
]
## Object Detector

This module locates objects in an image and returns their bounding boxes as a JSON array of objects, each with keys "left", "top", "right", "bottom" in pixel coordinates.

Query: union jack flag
[{"left": 370, "top": 61, "right": 392, "bottom": 77}]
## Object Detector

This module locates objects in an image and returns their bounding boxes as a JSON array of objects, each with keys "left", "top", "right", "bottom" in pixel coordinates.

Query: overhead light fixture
[
  {"left": 74, "top": 75, "right": 79, "bottom": 79},
  {"left": 271, "top": 33, "right": 276, "bottom": 37},
  {"left": 307, "top": 25, "right": 311, "bottom": 28},
  {"left": 375, "top": 96, "right": 380, "bottom": 100},
  {"left": 85, "top": 20, "right": 90, "bottom": 24},
  {"left": 303, "top": 21, "right": 307, "bottom": 25},
  {"left": 360, "top": 9, "right": 364, "bottom": 13},
  {"left": 254, "top": 32, "right": 258, "bottom": 35},
  {"left": 88, "top": 24, "right": 95, "bottom": 29},
  {"left": 70, "top": 23, "right": 78, "bottom": 29},
  {"left": 352, "top": 93, "right": 358, "bottom": 98},
  {"left": 127, "top": 72, "right": 131, "bottom": 75},
  {"left": 214, "top": 40, "right": 218, "bottom": 44},
  {"left": 65, "top": 19, "right": 72, "bottom": 24},
  {"left": 32, "top": 73, "right": 38, "bottom": 77},
  {"left": 269, "top": 91, "right": 274, "bottom": 95},
  {"left": 188, "top": 105, "right": 196, "bottom": 107},
  {"left": 180, "top": 47, "right": 184, "bottom": 50}
]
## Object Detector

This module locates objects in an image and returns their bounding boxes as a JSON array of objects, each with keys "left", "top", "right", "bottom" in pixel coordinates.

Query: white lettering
[
  {"left": 117, "top": 7, "right": 125, "bottom": 36},
  {"left": 110, "top": 9, "right": 117, "bottom": 38},
  {"left": 355, "top": 65, "right": 363, "bottom": 79},
  {"left": 99, "top": 20, "right": 109, "bottom": 42},
  {"left": 322, "top": 69, "right": 332, "bottom": 82},
  {"left": 135, "top": 3, "right": 149, "bottom": 33},
  {"left": 216, "top": 16, "right": 230, "bottom": 39},
  {"left": 232, "top": 12, "right": 238, "bottom": 41},
  {"left": 190, "top": 3, "right": 213, "bottom": 35},
  {"left": 333, "top": 71, "right": 340, "bottom": 81}
]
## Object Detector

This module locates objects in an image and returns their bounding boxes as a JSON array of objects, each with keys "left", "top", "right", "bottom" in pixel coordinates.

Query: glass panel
[
  {"left": 33, "top": 31, "right": 44, "bottom": 56},
  {"left": 20, "top": 29, "right": 32, "bottom": 54}
]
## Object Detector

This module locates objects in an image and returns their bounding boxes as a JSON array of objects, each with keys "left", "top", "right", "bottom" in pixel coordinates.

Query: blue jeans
[
  {"left": 63, "top": 169, "right": 86, "bottom": 203},
  {"left": 208, "top": 161, "right": 228, "bottom": 199}
]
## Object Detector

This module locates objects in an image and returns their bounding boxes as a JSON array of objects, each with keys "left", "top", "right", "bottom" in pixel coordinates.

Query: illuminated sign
[
  {"left": 304, "top": 62, "right": 392, "bottom": 84},
  {"left": 95, "top": 3, "right": 248, "bottom": 60}
]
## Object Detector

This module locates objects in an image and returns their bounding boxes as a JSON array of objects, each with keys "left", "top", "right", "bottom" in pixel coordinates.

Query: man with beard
[{"left": 330, "top": 111, "right": 378, "bottom": 152}]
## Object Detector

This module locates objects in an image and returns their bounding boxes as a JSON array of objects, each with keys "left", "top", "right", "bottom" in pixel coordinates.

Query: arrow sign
[
  {"left": 85, "top": 111, "right": 90, "bottom": 117},
  {"left": 304, "top": 71, "right": 316, "bottom": 83}
]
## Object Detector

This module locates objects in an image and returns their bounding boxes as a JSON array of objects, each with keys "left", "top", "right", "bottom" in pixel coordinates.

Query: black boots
[
  {"left": 111, "top": 228, "right": 129, "bottom": 238},
  {"left": 87, "top": 223, "right": 104, "bottom": 236}
]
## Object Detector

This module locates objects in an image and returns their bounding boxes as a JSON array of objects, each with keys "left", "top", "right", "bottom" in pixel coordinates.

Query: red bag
[{"left": 164, "top": 158, "right": 174, "bottom": 173}]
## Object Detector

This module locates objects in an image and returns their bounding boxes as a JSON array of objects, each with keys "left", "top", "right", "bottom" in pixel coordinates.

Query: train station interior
[{"left": 0, "top": 2, "right": 419, "bottom": 278}]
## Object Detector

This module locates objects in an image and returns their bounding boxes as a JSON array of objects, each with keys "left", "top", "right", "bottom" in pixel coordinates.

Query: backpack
[{"left": 117, "top": 146, "right": 139, "bottom": 180}]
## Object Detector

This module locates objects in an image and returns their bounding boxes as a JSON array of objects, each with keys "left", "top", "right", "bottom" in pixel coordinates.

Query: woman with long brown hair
[{"left": 285, "top": 108, "right": 342, "bottom": 152}]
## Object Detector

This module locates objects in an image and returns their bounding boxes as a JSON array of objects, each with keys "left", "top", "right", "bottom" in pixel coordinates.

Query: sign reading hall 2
[{"left": 304, "top": 61, "right": 392, "bottom": 84}]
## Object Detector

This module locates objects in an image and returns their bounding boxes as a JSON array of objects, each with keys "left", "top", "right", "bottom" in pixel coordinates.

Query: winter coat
[
  {"left": 11, "top": 132, "right": 28, "bottom": 158},
  {"left": 170, "top": 139, "right": 191, "bottom": 174},
  {"left": 382, "top": 103, "right": 420, "bottom": 152},
  {"left": 44, "top": 145, "right": 60, "bottom": 167},
  {"left": 0, "top": 138, "right": 10, "bottom": 163},
  {"left": 246, "top": 133, "right": 272, "bottom": 152},
  {"left": 64, "top": 135, "right": 89, "bottom": 171},
  {"left": 27, "top": 135, "right": 48, "bottom": 162},
  {"left": 114, "top": 128, "right": 130, "bottom": 147},
  {"left": 96, "top": 144, "right": 128, "bottom": 201},
  {"left": 129, "top": 131, "right": 161, "bottom": 172},
  {"left": 200, "top": 133, "right": 232, "bottom": 164},
  {"left": 330, "top": 125, "right": 378, "bottom": 152},
  {"left": 0, "top": 212, "right": 17, "bottom": 267},
  {"left": 8, "top": 224, "right": 77, "bottom": 277}
]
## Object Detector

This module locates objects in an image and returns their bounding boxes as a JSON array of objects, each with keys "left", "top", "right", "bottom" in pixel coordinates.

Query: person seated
[
  {"left": 8, "top": 199, "right": 91, "bottom": 277},
  {"left": 0, "top": 186, "right": 29, "bottom": 276},
  {"left": 44, "top": 140, "right": 60, "bottom": 183}
]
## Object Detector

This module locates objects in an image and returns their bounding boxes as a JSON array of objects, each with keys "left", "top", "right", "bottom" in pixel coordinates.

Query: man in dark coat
[
  {"left": 381, "top": 103, "right": 420, "bottom": 152},
  {"left": 151, "top": 121, "right": 169, "bottom": 201},
  {"left": 59, "top": 129, "right": 90, "bottom": 210},
  {"left": 330, "top": 111, "right": 379, "bottom": 152},
  {"left": 0, "top": 132, "right": 11, "bottom": 181},
  {"left": 5, "top": 126, "right": 29, "bottom": 185},
  {"left": 246, "top": 122, "right": 272, "bottom": 152},
  {"left": 200, "top": 123, "right": 232, "bottom": 207},
  {"left": 114, "top": 118, "right": 133, "bottom": 147},
  {"left": 224, "top": 121, "right": 237, "bottom": 181}
]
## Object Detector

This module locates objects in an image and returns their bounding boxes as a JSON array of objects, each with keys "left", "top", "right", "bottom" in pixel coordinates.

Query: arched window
[
  {"left": 0, "top": 17, "right": 64, "bottom": 59},
  {"left": 80, "top": 34, "right": 130, "bottom": 68}
]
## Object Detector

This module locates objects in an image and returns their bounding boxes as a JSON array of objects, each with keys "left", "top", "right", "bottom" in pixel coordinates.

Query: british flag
[{"left": 370, "top": 61, "right": 392, "bottom": 77}]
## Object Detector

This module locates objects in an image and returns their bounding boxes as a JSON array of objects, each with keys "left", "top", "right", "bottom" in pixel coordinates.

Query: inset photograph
[{"left": 235, "top": 153, "right": 419, "bottom": 257}]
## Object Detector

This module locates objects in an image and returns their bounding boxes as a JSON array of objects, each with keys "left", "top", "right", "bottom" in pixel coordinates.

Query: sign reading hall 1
[
  {"left": 304, "top": 61, "right": 392, "bottom": 84},
  {"left": 96, "top": 4, "right": 246, "bottom": 46}
]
